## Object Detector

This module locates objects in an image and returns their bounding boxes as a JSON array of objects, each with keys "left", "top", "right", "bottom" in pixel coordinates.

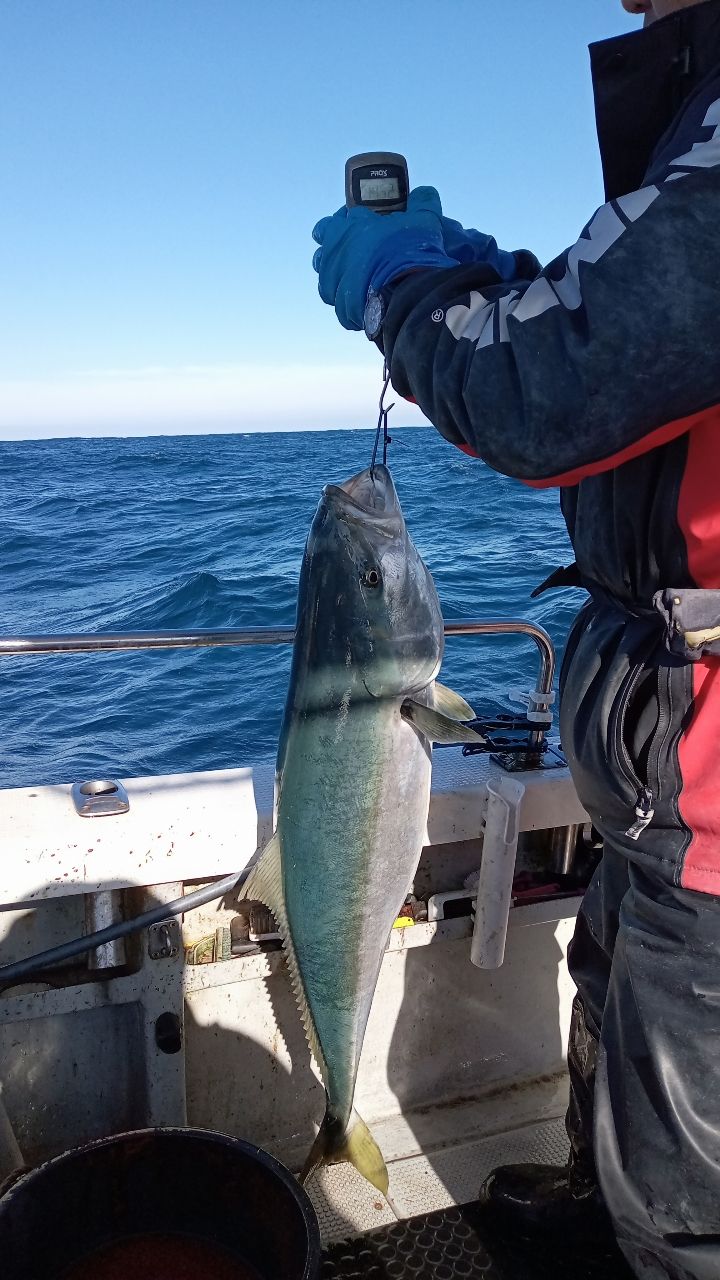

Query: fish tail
[{"left": 300, "top": 1104, "right": 389, "bottom": 1196}]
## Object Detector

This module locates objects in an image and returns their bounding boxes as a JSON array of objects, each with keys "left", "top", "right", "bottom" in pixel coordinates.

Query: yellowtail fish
[{"left": 241, "top": 465, "right": 483, "bottom": 1193}]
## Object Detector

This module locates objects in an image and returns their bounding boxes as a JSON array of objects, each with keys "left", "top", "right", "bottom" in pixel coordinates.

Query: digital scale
[{"left": 344, "top": 152, "right": 409, "bottom": 214}]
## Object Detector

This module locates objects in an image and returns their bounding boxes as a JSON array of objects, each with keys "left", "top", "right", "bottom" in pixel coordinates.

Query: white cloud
[{"left": 0, "top": 362, "right": 429, "bottom": 438}]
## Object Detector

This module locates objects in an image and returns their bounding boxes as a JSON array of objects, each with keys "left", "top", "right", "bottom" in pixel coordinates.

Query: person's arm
[{"left": 382, "top": 140, "right": 720, "bottom": 486}]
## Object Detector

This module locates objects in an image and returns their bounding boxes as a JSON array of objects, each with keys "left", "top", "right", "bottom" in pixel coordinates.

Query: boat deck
[
  {"left": 313, "top": 1117, "right": 633, "bottom": 1278},
  {"left": 309, "top": 1115, "right": 568, "bottom": 1243},
  {"left": 321, "top": 1200, "right": 633, "bottom": 1279}
]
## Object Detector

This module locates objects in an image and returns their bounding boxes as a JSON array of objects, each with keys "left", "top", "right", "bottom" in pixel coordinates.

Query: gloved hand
[
  {"left": 439, "top": 214, "right": 517, "bottom": 275},
  {"left": 312, "top": 186, "right": 516, "bottom": 332}
]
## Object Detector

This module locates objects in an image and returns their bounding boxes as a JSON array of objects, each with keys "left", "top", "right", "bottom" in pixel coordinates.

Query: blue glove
[
  {"left": 312, "top": 186, "right": 517, "bottom": 332},
  {"left": 312, "top": 187, "right": 457, "bottom": 331},
  {"left": 439, "top": 214, "right": 517, "bottom": 276}
]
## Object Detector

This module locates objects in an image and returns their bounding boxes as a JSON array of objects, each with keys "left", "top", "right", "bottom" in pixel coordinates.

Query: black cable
[{"left": 0, "top": 868, "right": 247, "bottom": 987}]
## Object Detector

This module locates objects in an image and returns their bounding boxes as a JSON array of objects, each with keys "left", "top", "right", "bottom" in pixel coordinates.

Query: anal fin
[
  {"left": 239, "top": 833, "right": 284, "bottom": 917},
  {"left": 239, "top": 834, "right": 327, "bottom": 1085}
]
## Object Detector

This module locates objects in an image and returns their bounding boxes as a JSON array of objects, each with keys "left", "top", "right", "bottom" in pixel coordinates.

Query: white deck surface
[
  {"left": 0, "top": 750, "right": 588, "bottom": 903},
  {"left": 309, "top": 1114, "right": 570, "bottom": 1244}
]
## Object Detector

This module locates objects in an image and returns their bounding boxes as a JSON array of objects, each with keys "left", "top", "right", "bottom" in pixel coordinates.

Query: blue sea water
[{"left": 0, "top": 429, "right": 582, "bottom": 789}]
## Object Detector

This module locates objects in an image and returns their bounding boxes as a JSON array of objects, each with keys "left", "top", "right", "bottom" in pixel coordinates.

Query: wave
[{"left": 0, "top": 428, "right": 574, "bottom": 787}]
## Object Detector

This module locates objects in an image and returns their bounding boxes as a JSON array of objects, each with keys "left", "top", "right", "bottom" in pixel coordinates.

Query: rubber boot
[{"left": 477, "top": 997, "right": 612, "bottom": 1239}]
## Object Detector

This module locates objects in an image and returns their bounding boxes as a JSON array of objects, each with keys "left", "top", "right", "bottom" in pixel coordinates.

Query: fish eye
[{"left": 361, "top": 568, "right": 382, "bottom": 589}]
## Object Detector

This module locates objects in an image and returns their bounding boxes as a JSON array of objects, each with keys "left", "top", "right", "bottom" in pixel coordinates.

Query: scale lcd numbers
[{"left": 345, "top": 152, "right": 409, "bottom": 214}]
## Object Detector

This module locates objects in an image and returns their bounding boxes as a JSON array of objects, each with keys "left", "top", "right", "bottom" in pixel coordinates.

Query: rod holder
[{"left": 470, "top": 776, "right": 525, "bottom": 970}]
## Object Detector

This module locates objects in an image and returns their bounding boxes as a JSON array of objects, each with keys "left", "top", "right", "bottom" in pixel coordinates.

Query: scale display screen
[
  {"left": 359, "top": 176, "right": 400, "bottom": 203},
  {"left": 346, "top": 152, "right": 409, "bottom": 212}
]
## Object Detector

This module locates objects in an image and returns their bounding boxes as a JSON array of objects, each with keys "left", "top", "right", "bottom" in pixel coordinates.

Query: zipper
[
  {"left": 632, "top": 666, "right": 678, "bottom": 842},
  {"left": 625, "top": 784, "right": 655, "bottom": 842},
  {"left": 647, "top": 665, "right": 671, "bottom": 804},
  {"left": 611, "top": 647, "right": 660, "bottom": 842}
]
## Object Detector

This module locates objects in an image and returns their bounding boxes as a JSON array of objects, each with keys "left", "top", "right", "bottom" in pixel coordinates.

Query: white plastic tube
[{"left": 471, "top": 777, "right": 525, "bottom": 969}]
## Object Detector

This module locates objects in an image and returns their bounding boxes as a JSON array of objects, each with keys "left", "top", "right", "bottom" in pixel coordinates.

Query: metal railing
[{"left": 0, "top": 618, "right": 555, "bottom": 751}]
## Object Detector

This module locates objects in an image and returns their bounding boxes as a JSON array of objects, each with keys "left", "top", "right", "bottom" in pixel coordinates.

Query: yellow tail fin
[{"left": 300, "top": 1106, "right": 389, "bottom": 1197}]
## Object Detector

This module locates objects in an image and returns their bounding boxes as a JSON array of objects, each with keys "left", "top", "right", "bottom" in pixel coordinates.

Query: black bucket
[{"left": 0, "top": 1127, "right": 321, "bottom": 1280}]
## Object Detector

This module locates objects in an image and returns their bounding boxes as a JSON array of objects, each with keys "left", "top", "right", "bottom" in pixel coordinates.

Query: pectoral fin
[
  {"left": 401, "top": 699, "right": 487, "bottom": 745},
  {"left": 433, "top": 682, "right": 476, "bottom": 722},
  {"left": 239, "top": 834, "right": 327, "bottom": 1085}
]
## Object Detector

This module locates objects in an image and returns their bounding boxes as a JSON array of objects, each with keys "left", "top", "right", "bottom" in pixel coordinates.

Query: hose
[{"left": 0, "top": 869, "right": 246, "bottom": 987}]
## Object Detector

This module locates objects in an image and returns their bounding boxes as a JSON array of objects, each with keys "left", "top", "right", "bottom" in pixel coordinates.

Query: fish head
[{"left": 300, "top": 465, "right": 443, "bottom": 700}]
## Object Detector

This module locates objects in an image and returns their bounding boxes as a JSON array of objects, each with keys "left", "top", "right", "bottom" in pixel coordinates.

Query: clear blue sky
[{"left": 0, "top": 1, "right": 639, "bottom": 437}]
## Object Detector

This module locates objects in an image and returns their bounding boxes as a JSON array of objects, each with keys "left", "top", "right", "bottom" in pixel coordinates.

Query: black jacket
[{"left": 382, "top": 0, "right": 720, "bottom": 618}]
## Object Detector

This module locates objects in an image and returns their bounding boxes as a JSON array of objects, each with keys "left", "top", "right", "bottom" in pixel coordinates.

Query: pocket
[
  {"left": 611, "top": 662, "right": 649, "bottom": 794},
  {"left": 559, "top": 609, "right": 662, "bottom": 841},
  {"left": 609, "top": 643, "right": 661, "bottom": 841}
]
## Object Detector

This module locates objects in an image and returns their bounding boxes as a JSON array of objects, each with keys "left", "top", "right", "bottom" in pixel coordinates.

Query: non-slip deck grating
[
  {"left": 320, "top": 1200, "right": 635, "bottom": 1280},
  {"left": 308, "top": 1117, "right": 570, "bottom": 1246},
  {"left": 321, "top": 1205, "right": 499, "bottom": 1279}
]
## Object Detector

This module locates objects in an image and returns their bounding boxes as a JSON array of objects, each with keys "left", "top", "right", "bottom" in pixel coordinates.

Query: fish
[{"left": 240, "top": 464, "right": 484, "bottom": 1194}]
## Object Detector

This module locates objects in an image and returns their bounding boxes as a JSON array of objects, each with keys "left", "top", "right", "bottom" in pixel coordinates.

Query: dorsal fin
[{"left": 239, "top": 834, "right": 327, "bottom": 1084}]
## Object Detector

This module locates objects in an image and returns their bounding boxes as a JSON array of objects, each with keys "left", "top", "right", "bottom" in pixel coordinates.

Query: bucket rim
[{"left": 0, "top": 1125, "right": 322, "bottom": 1280}]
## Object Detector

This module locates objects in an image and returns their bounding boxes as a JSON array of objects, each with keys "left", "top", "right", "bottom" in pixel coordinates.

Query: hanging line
[{"left": 370, "top": 361, "right": 394, "bottom": 474}]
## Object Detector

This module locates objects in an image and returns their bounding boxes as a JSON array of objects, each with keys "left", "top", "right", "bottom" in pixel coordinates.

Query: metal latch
[
  {"left": 72, "top": 779, "right": 130, "bottom": 817},
  {"left": 148, "top": 919, "right": 181, "bottom": 960}
]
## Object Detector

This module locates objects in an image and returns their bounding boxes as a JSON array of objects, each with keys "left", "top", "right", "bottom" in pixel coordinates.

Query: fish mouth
[{"left": 323, "top": 465, "right": 402, "bottom": 522}]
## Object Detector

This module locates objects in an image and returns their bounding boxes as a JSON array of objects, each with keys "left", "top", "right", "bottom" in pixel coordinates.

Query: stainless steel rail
[
  {"left": 442, "top": 620, "right": 554, "bottom": 705},
  {"left": 0, "top": 619, "right": 555, "bottom": 749},
  {"left": 0, "top": 627, "right": 297, "bottom": 655}
]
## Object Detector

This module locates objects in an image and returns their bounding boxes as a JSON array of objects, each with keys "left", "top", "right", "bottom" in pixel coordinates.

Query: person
[{"left": 311, "top": 2, "right": 720, "bottom": 1277}]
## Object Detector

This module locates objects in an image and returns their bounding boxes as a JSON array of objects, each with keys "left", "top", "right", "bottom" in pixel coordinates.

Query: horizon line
[{"left": 0, "top": 422, "right": 431, "bottom": 444}]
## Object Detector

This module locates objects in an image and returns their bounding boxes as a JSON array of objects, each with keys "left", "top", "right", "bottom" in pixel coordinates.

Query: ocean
[{"left": 0, "top": 429, "right": 583, "bottom": 789}]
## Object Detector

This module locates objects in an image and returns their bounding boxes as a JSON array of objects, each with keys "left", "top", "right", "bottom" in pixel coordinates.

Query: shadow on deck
[{"left": 321, "top": 1200, "right": 635, "bottom": 1279}]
